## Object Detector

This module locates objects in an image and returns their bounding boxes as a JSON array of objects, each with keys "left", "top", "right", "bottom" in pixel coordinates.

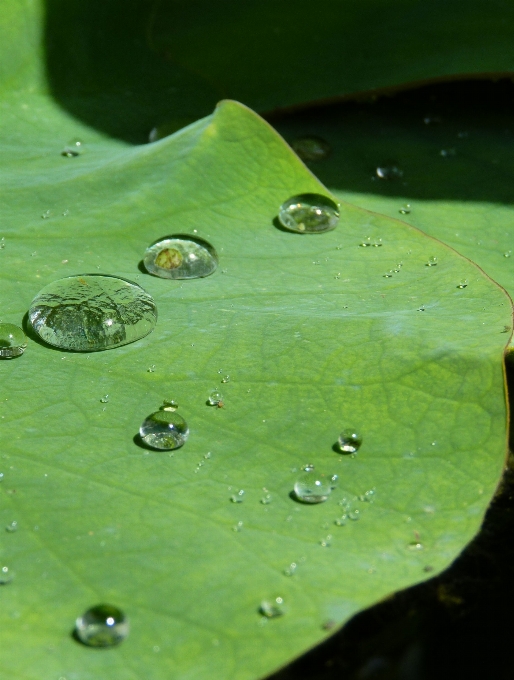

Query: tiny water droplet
[
  {"left": 294, "top": 469, "right": 332, "bottom": 504},
  {"left": 358, "top": 489, "right": 375, "bottom": 502},
  {"left": 230, "top": 489, "right": 245, "bottom": 503},
  {"left": 319, "top": 534, "right": 332, "bottom": 547},
  {"left": 161, "top": 399, "right": 178, "bottom": 411},
  {"left": 376, "top": 165, "right": 403, "bottom": 180},
  {"left": 62, "top": 209, "right": 70, "bottom": 217},
  {"left": 221, "top": 375, "right": 230, "bottom": 384},
  {"left": 408, "top": 542, "right": 424, "bottom": 551},
  {"left": 423, "top": 115, "right": 442, "bottom": 125},
  {"left": 5, "top": 521, "right": 18, "bottom": 533},
  {"left": 41, "top": 210, "right": 51, "bottom": 219},
  {"left": 334, "top": 516, "right": 347, "bottom": 526},
  {"left": 207, "top": 390, "right": 223, "bottom": 406},
  {"left": 290, "top": 136, "right": 331, "bottom": 161},
  {"left": 100, "top": 395, "right": 109, "bottom": 403},
  {"left": 0, "top": 324, "right": 27, "bottom": 359},
  {"left": 439, "top": 148, "right": 456, "bottom": 157},
  {"left": 143, "top": 235, "right": 218, "bottom": 279},
  {"left": 259, "top": 597, "right": 285, "bottom": 618},
  {"left": 278, "top": 193, "right": 339, "bottom": 234},
  {"left": 232, "top": 521, "right": 243, "bottom": 532},
  {"left": 260, "top": 493, "right": 272, "bottom": 504},
  {"left": 28, "top": 275, "right": 157, "bottom": 351},
  {"left": 0, "top": 473, "right": 3, "bottom": 482},
  {"left": 348, "top": 510, "right": 360, "bottom": 521},
  {"left": 139, "top": 411, "right": 189, "bottom": 450},
  {"left": 0, "top": 566, "right": 13, "bottom": 585},
  {"left": 383, "top": 272, "right": 393, "bottom": 278},
  {"left": 360, "top": 236, "right": 372, "bottom": 247},
  {"left": 399, "top": 204, "right": 411, "bottom": 215},
  {"left": 0, "top": 237, "right": 5, "bottom": 249},
  {"left": 75, "top": 604, "right": 129, "bottom": 647},
  {"left": 418, "top": 305, "right": 426, "bottom": 312},
  {"left": 147, "top": 365, "right": 156, "bottom": 373},
  {"left": 283, "top": 562, "right": 297, "bottom": 576},
  {"left": 337, "top": 429, "right": 362, "bottom": 454},
  {"left": 204, "top": 451, "right": 212, "bottom": 459},
  {"left": 457, "top": 280, "right": 468, "bottom": 289},
  {"left": 426, "top": 256, "right": 438, "bottom": 267},
  {"left": 504, "top": 251, "right": 512, "bottom": 258}
]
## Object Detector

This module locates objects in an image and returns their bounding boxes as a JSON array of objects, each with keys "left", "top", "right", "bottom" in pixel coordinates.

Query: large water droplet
[
  {"left": 0, "top": 324, "right": 27, "bottom": 359},
  {"left": 207, "top": 390, "right": 223, "bottom": 406},
  {"left": 75, "top": 604, "right": 129, "bottom": 647},
  {"left": 290, "top": 136, "right": 331, "bottom": 161},
  {"left": 337, "top": 429, "right": 362, "bottom": 454},
  {"left": 143, "top": 235, "right": 218, "bottom": 279},
  {"left": 139, "top": 411, "right": 189, "bottom": 450},
  {"left": 29, "top": 275, "right": 157, "bottom": 352},
  {"left": 294, "top": 469, "right": 332, "bottom": 504},
  {"left": 259, "top": 597, "right": 285, "bottom": 618},
  {"left": 278, "top": 194, "right": 339, "bottom": 234}
]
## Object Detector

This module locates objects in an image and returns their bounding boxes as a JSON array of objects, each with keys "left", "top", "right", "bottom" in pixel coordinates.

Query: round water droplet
[
  {"left": 28, "top": 275, "right": 157, "bottom": 352},
  {"left": 161, "top": 399, "right": 179, "bottom": 412},
  {"left": 278, "top": 193, "right": 339, "bottom": 234},
  {"left": 139, "top": 411, "right": 189, "bottom": 450},
  {"left": 259, "top": 597, "right": 285, "bottom": 618},
  {"left": 504, "top": 251, "right": 512, "bottom": 258},
  {"left": 100, "top": 395, "right": 109, "bottom": 404},
  {"left": 334, "top": 516, "right": 347, "bottom": 526},
  {"left": 294, "top": 469, "right": 332, "bottom": 504},
  {"left": 260, "top": 493, "right": 272, "bottom": 505},
  {"left": 348, "top": 510, "right": 360, "bottom": 521},
  {"left": 457, "top": 280, "right": 468, "bottom": 289},
  {"left": 290, "top": 136, "right": 331, "bottom": 161},
  {"left": 337, "top": 429, "right": 362, "bottom": 454},
  {"left": 0, "top": 324, "right": 27, "bottom": 359},
  {"left": 0, "top": 566, "right": 13, "bottom": 585},
  {"left": 399, "top": 204, "right": 411, "bottom": 215},
  {"left": 0, "top": 237, "right": 5, "bottom": 249},
  {"left": 407, "top": 541, "right": 424, "bottom": 551},
  {"left": 75, "top": 604, "right": 129, "bottom": 647},
  {"left": 221, "top": 375, "right": 230, "bottom": 384},
  {"left": 283, "top": 562, "right": 297, "bottom": 576},
  {"left": 426, "top": 256, "right": 438, "bottom": 267},
  {"left": 230, "top": 489, "right": 245, "bottom": 503},
  {"left": 207, "top": 390, "right": 223, "bottom": 406},
  {"left": 143, "top": 235, "right": 218, "bottom": 279},
  {"left": 5, "top": 521, "right": 18, "bottom": 533},
  {"left": 376, "top": 165, "right": 403, "bottom": 180}
]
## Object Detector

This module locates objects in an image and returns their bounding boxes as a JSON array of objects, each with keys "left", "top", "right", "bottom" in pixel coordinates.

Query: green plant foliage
[{"left": 0, "top": 96, "right": 510, "bottom": 679}]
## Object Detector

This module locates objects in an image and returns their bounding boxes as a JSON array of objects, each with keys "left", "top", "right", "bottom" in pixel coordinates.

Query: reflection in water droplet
[
  {"left": 75, "top": 604, "right": 129, "bottom": 647},
  {"left": 208, "top": 390, "right": 223, "bottom": 406},
  {"left": 426, "top": 256, "right": 438, "bottom": 267},
  {"left": 139, "top": 411, "right": 189, "bottom": 450},
  {"left": 61, "top": 139, "right": 83, "bottom": 157},
  {"left": 144, "top": 235, "right": 218, "bottom": 279},
  {"left": 278, "top": 194, "right": 339, "bottom": 234},
  {"left": 294, "top": 469, "right": 332, "bottom": 504},
  {"left": 290, "top": 136, "right": 331, "bottom": 161},
  {"left": 260, "top": 597, "right": 285, "bottom": 618},
  {"left": 457, "top": 280, "right": 468, "bottom": 289},
  {"left": 320, "top": 534, "right": 332, "bottom": 547},
  {"left": 337, "top": 429, "right": 362, "bottom": 454},
  {"left": 5, "top": 521, "right": 18, "bottom": 533},
  {"left": 29, "top": 275, "right": 157, "bottom": 351},
  {"left": 0, "top": 324, "right": 27, "bottom": 359},
  {"left": 376, "top": 165, "right": 403, "bottom": 180},
  {"left": 0, "top": 566, "right": 13, "bottom": 584},
  {"left": 230, "top": 490, "right": 245, "bottom": 503}
]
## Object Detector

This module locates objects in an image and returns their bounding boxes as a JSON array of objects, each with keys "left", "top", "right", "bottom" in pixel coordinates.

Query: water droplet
[
  {"left": 426, "top": 256, "right": 438, "bottom": 267},
  {"left": 399, "top": 204, "right": 411, "bottom": 215},
  {"left": 0, "top": 473, "right": 4, "bottom": 482},
  {"left": 348, "top": 510, "right": 360, "bottom": 521},
  {"left": 260, "top": 597, "right": 285, "bottom": 618},
  {"left": 457, "top": 280, "right": 468, "bottom": 289},
  {"left": 5, "top": 521, "right": 18, "bottom": 533},
  {"left": 337, "top": 429, "right": 362, "bottom": 454},
  {"left": 232, "top": 521, "right": 243, "bottom": 532},
  {"left": 290, "top": 136, "right": 331, "bottom": 161},
  {"left": 75, "top": 604, "right": 129, "bottom": 647},
  {"left": 207, "top": 390, "right": 223, "bottom": 406},
  {"left": 278, "top": 193, "right": 339, "bottom": 234},
  {"left": 418, "top": 305, "right": 426, "bottom": 312},
  {"left": 423, "top": 115, "right": 442, "bottom": 125},
  {"left": 358, "top": 489, "right": 376, "bottom": 502},
  {"left": 204, "top": 451, "right": 212, "bottom": 459},
  {"left": 408, "top": 542, "right": 424, "bottom": 551},
  {"left": 41, "top": 210, "right": 51, "bottom": 219},
  {"left": 320, "top": 534, "right": 332, "bottom": 547},
  {"left": 334, "top": 516, "right": 347, "bottom": 526},
  {"left": 294, "top": 469, "right": 332, "bottom": 504},
  {"left": 230, "top": 489, "right": 245, "bottom": 503},
  {"left": 0, "top": 324, "right": 27, "bottom": 359},
  {"left": 283, "top": 562, "right": 297, "bottom": 576},
  {"left": 161, "top": 399, "right": 178, "bottom": 412},
  {"left": 439, "top": 148, "right": 456, "bottom": 157},
  {"left": 29, "top": 275, "right": 157, "bottom": 351},
  {"left": 147, "top": 365, "right": 156, "bottom": 373},
  {"left": 504, "top": 251, "right": 512, "bottom": 258},
  {"left": 0, "top": 566, "right": 13, "bottom": 585},
  {"left": 61, "top": 146, "right": 80, "bottom": 157},
  {"left": 383, "top": 271, "right": 393, "bottom": 278},
  {"left": 260, "top": 493, "right": 272, "bottom": 504},
  {"left": 100, "top": 395, "right": 109, "bottom": 404},
  {"left": 143, "top": 235, "right": 218, "bottom": 279},
  {"left": 139, "top": 411, "right": 189, "bottom": 450},
  {"left": 0, "top": 237, "right": 5, "bottom": 249},
  {"left": 376, "top": 165, "right": 403, "bottom": 180},
  {"left": 221, "top": 375, "right": 230, "bottom": 384}
]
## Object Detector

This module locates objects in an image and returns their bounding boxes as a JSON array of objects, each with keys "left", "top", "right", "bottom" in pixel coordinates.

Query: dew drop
[
  {"left": 334, "top": 515, "right": 347, "bottom": 526},
  {"left": 139, "top": 411, "right": 189, "bottom": 450},
  {"left": 0, "top": 566, "right": 13, "bottom": 585},
  {"left": 0, "top": 324, "right": 27, "bottom": 359},
  {"left": 504, "top": 251, "right": 512, "bottom": 258},
  {"left": 161, "top": 399, "right": 178, "bottom": 412},
  {"left": 439, "top": 148, "right": 456, "bottom": 157},
  {"left": 426, "top": 256, "right": 438, "bottom": 267},
  {"left": 260, "top": 597, "right": 285, "bottom": 618},
  {"left": 294, "top": 469, "right": 332, "bottom": 504},
  {"left": 5, "top": 521, "right": 18, "bottom": 533},
  {"left": 29, "top": 275, "right": 157, "bottom": 351},
  {"left": 41, "top": 210, "right": 51, "bottom": 219},
  {"left": 278, "top": 193, "right": 339, "bottom": 234},
  {"left": 100, "top": 395, "right": 109, "bottom": 404},
  {"left": 0, "top": 237, "right": 5, "bottom": 249},
  {"left": 457, "top": 280, "right": 468, "bottom": 289},
  {"left": 375, "top": 165, "right": 403, "bottom": 180},
  {"left": 399, "top": 204, "right": 411, "bottom": 215},
  {"left": 283, "top": 562, "right": 297, "bottom": 576},
  {"left": 143, "top": 235, "right": 218, "bottom": 279},
  {"left": 348, "top": 510, "right": 360, "bottom": 521},
  {"left": 290, "top": 136, "right": 331, "bottom": 162},
  {"left": 337, "top": 429, "right": 362, "bottom": 454},
  {"left": 207, "top": 390, "right": 223, "bottom": 406},
  {"left": 230, "top": 489, "right": 245, "bottom": 503},
  {"left": 232, "top": 521, "right": 243, "bottom": 532},
  {"left": 75, "top": 604, "right": 129, "bottom": 647},
  {"left": 260, "top": 493, "right": 272, "bottom": 505},
  {"left": 147, "top": 365, "right": 156, "bottom": 373},
  {"left": 221, "top": 375, "right": 230, "bottom": 384},
  {"left": 408, "top": 542, "right": 424, "bottom": 551}
]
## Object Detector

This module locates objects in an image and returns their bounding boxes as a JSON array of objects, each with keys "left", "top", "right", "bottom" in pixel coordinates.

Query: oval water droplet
[
  {"left": 161, "top": 399, "right": 179, "bottom": 412},
  {"left": 207, "top": 390, "right": 223, "bottom": 406},
  {"left": 457, "top": 280, "right": 468, "bottom": 289},
  {"left": 139, "top": 411, "right": 189, "bottom": 450},
  {"left": 221, "top": 375, "right": 230, "bottom": 384},
  {"left": 75, "top": 604, "right": 129, "bottom": 647},
  {"left": 278, "top": 193, "right": 339, "bottom": 234},
  {"left": 143, "top": 235, "right": 218, "bottom": 279},
  {"left": 283, "top": 562, "right": 297, "bottom": 576},
  {"left": 348, "top": 510, "right": 360, "bottom": 521},
  {"left": 100, "top": 395, "right": 109, "bottom": 404},
  {"left": 407, "top": 541, "right": 424, "bottom": 551},
  {"left": 230, "top": 489, "right": 245, "bottom": 503},
  {"left": 426, "top": 256, "right": 438, "bottom": 267},
  {"left": 0, "top": 324, "right": 27, "bottom": 359},
  {"left": 259, "top": 597, "right": 285, "bottom": 618},
  {"left": 399, "top": 204, "right": 411, "bottom": 215},
  {"left": 290, "top": 136, "right": 330, "bottom": 161},
  {"left": 336, "top": 429, "right": 362, "bottom": 454},
  {"left": 0, "top": 565, "right": 13, "bottom": 585},
  {"left": 294, "top": 469, "right": 332, "bottom": 504},
  {"left": 29, "top": 275, "right": 157, "bottom": 351}
]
